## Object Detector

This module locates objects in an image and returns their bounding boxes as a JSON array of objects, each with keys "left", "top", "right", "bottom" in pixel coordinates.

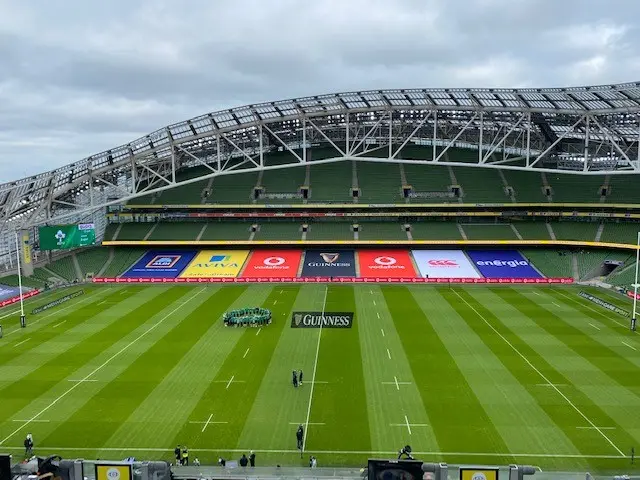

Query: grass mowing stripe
[
  {"left": 495, "top": 287, "right": 640, "bottom": 396},
  {"left": 103, "top": 286, "right": 278, "bottom": 452},
  {"left": 455, "top": 288, "right": 630, "bottom": 467},
  {"left": 306, "top": 286, "right": 371, "bottom": 459},
  {"left": 0, "top": 287, "right": 154, "bottom": 397},
  {"left": 0, "top": 287, "right": 136, "bottom": 366},
  {"left": 355, "top": 286, "right": 437, "bottom": 454},
  {"left": 1, "top": 287, "right": 205, "bottom": 447},
  {"left": 234, "top": 285, "right": 324, "bottom": 456},
  {"left": 0, "top": 287, "right": 115, "bottom": 340},
  {"left": 167, "top": 286, "right": 300, "bottom": 460},
  {"left": 382, "top": 286, "right": 509, "bottom": 454},
  {"left": 546, "top": 288, "right": 637, "bottom": 335},
  {"left": 411, "top": 287, "right": 579, "bottom": 460},
  {"left": 42, "top": 286, "right": 237, "bottom": 448}
]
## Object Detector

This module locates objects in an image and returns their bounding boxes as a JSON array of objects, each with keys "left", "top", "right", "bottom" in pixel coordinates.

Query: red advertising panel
[
  {"left": 241, "top": 250, "right": 303, "bottom": 278},
  {"left": 357, "top": 250, "right": 417, "bottom": 278}
]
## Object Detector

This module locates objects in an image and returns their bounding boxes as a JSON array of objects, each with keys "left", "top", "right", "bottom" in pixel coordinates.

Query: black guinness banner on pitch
[{"left": 291, "top": 311, "right": 354, "bottom": 328}]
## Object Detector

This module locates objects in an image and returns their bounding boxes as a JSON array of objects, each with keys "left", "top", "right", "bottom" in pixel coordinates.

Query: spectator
[
  {"left": 249, "top": 451, "right": 256, "bottom": 467},
  {"left": 239, "top": 454, "right": 249, "bottom": 467}
]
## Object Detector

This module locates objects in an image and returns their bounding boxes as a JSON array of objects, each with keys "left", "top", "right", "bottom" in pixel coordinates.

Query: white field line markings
[
  {"left": 288, "top": 422, "right": 325, "bottom": 426},
  {"left": 68, "top": 379, "right": 98, "bottom": 383},
  {"left": 201, "top": 414, "right": 213, "bottom": 433},
  {"left": 576, "top": 426, "right": 616, "bottom": 430},
  {"left": 0, "top": 287, "right": 207, "bottom": 446},
  {"left": 382, "top": 380, "right": 411, "bottom": 388},
  {"left": 0, "top": 446, "right": 627, "bottom": 459},
  {"left": 532, "top": 292, "right": 541, "bottom": 296},
  {"left": 395, "top": 376, "right": 400, "bottom": 390},
  {"left": 12, "top": 419, "right": 49, "bottom": 423},
  {"left": 226, "top": 375, "right": 235, "bottom": 389},
  {"left": 622, "top": 341, "right": 637, "bottom": 351},
  {"left": 405, "top": 415, "right": 412, "bottom": 435},
  {"left": 554, "top": 289, "right": 633, "bottom": 333},
  {"left": 13, "top": 338, "right": 30, "bottom": 348},
  {"left": 280, "top": 290, "right": 283, "bottom": 294},
  {"left": 552, "top": 302, "right": 562, "bottom": 308},
  {"left": 536, "top": 384, "right": 568, "bottom": 387},
  {"left": 52, "top": 320, "right": 66, "bottom": 328},
  {"left": 302, "top": 284, "right": 327, "bottom": 453},
  {"left": 273, "top": 300, "right": 277, "bottom": 305},
  {"left": 590, "top": 323, "right": 601, "bottom": 331},
  {"left": 98, "top": 300, "right": 106, "bottom": 305},
  {"left": 373, "top": 300, "right": 377, "bottom": 306},
  {"left": 376, "top": 312, "right": 380, "bottom": 319},
  {"left": 451, "top": 289, "right": 626, "bottom": 457},
  {"left": 381, "top": 328, "right": 385, "bottom": 337},
  {"left": 243, "top": 348, "right": 250, "bottom": 358},
  {"left": 387, "top": 348, "right": 391, "bottom": 359},
  {"left": 256, "top": 328, "right": 262, "bottom": 336},
  {"left": 1, "top": 289, "right": 106, "bottom": 339}
]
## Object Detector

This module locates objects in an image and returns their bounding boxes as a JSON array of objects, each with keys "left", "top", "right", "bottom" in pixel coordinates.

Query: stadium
[{"left": 1, "top": 81, "right": 640, "bottom": 479}]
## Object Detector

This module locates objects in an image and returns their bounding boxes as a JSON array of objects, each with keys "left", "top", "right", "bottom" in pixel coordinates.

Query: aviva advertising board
[{"left": 179, "top": 250, "right": 249, "bottom": 278}]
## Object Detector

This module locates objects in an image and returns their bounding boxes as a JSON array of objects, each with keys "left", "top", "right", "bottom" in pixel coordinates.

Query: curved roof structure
[{"left": 1, "top": 81, "right": 640, "bottom": 233}]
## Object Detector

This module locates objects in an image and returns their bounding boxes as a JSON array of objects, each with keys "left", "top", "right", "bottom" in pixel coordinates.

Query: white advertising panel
[{"left": 411, "top": 250, "right": 482, "bottom": 278}]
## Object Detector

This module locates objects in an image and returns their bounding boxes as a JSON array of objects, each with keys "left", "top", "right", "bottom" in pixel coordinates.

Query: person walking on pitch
[
  {"left": 296, "top": 424, "right": 304, "bottom": 452},
  {"left": 299, "top": 369, "right": 304, "bottom": 385},
  {"left": 292, "top": 370, "right": 298, "bottom": 388}
]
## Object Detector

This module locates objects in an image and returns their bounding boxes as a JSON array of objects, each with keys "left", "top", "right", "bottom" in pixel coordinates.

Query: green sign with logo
[{"left": 39, "top": 224, "right": 96, "bottom": 250}]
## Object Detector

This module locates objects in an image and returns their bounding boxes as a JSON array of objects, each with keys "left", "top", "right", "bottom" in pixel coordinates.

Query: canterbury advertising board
[
  {"left": 466, "top": 250, "right": 543, "bottom": 278},
  {"left": 122, "top": 250, "right": 197, "bottom": 278},
  {"left": 412, "top": 250, "right": 482, "bottom": 278},
  {"left": 301, "top": 250, "right": 356, "bottom": 277},
  {"left": 241, "top": 250, "right": 302, "bottom": 278},
  {"left": 291, "top": 311, "right": 354, "bottom": 328},
  {"left": 358, "top": 250, "right": 417, "bottom": 278},
  {"left": 179, "top": 250, "right": 249, "bottom": 278}
]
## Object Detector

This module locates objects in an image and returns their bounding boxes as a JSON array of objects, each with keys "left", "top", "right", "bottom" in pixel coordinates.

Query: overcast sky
[{"left": 0, "top": 0, "right": 638, "bottom": 182}]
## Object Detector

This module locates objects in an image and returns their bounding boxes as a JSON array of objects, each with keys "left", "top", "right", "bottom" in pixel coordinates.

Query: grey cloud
[{"left": 0, "top": 0, "right": 638, "bottom": 182}]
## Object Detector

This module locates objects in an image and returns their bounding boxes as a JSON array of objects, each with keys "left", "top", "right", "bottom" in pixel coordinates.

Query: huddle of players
[{"left": 292, "top": 369, "right": 304, "bottom": 387}]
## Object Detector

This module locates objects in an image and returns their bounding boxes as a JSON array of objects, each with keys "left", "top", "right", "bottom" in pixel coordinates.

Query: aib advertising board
[
  {"left": 301, "top": 250, "right": 356, "bottom": 277},
  {"left": 242, "top": 250, "right": 302, "bottom": 278},
  {"left": 466, "top": 250, "right": 543, "bottom": 278},
  {"left": 122, "top": 250, "right": 197, "bottom": 278},
  {"left": 358, "top": 250, "right": 416, "bottom": 278},
  {"left": 412, "top": 250, "right": 481, "bottom": 278}
]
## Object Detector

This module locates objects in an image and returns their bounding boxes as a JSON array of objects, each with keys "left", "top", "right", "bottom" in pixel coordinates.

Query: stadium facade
[{"left": 1, "top": 81, "right": 640, "bottom": 263}]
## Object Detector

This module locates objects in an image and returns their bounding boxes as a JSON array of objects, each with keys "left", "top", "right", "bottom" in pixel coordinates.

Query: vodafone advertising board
[
  {"left": 412, "top": 250, "right": 482, "bottom": 278},
  {"left": 241, "top": 250, "right": 302, "bottom": 278},
  {"left": 358, "top": 250, "right": 417, "bottom": 278}
]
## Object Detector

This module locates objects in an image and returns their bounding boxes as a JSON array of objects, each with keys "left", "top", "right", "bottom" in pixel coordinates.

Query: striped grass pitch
[{"left": 0, "top": 283, "right": 639, "bottom": 473}]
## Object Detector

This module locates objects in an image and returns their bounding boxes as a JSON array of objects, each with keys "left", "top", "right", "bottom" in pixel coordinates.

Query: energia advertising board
[
  {"left": 357, "top": 250, "right": 417, "bottom": 278},
  {"left": 241, "top": 250, "right": 302, "bottom": 278},
  {"left": 301, "top": 250, "right": 356, "bottom": 277},
  {"left": 122, "top": 250, "right": 197, "bottom": 278},
  {"left": 411, "top": 250, "right": 481, "bottom": 278},
  {"left": 466, "top": 250, "right": 543, "bottom": 278}
]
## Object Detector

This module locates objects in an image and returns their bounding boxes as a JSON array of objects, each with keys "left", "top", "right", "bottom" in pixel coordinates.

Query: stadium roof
[{"left": 1, "top": 81, "right": 640, "bottom": 232}]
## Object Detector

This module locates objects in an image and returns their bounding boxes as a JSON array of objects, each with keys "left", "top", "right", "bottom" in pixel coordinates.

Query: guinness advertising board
[{"left": 291, "top": 311, "right": 354, "bottom": 328}]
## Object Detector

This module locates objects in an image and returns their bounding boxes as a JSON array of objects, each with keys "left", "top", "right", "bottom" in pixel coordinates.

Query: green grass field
[{"left": 0, "top": 284, "right": 639, "bottom": 473}]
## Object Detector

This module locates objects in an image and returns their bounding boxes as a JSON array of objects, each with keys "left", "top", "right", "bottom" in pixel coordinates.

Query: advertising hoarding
[
  {"left": 301, "top": 250, "right": 356, "bottom": 277},
  {"left": 358, "top": 250, "right": 417, "bottom": 278},
  {"left": 179, "top": 250, "right": 249, "bottom": 278},
  {"left": 122, "top": 250, "right": 196, "bottom": 278},
  {"left": 412, "top": 250, "right": 481, "bottom": 278},
  {"left": 466, "top": 250, "right": 543, "bottom": 278},
  {"left": 241, "top": 250, "right": 302, "bottom": 278}
]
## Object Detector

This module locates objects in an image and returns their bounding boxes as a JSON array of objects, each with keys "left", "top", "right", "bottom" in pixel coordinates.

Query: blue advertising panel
[
  {"left": 0, "top": 285, "right": 21, "bottom": 301},
  {"left": 466, "top": 250, "right": 543, "bottom": 279},
  {"left": 122, "top": 250, "right": 197, "bottom": 278},
  {"left": 301, "top": 250, "right": 356, "bottom": 277}
]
